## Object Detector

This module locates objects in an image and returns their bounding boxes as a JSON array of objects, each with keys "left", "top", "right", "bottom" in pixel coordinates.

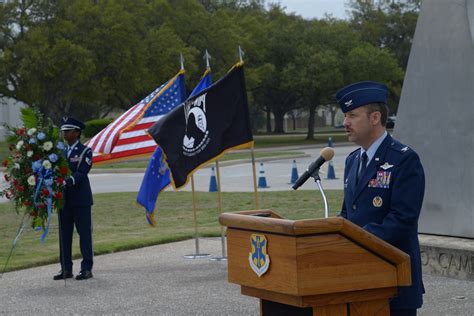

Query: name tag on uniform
[
  {"left": 70, "top": 156, "right": 80, "bottom": 163},
  {"left": 368, "top": 171, "right": 391, "bottom": 189}
]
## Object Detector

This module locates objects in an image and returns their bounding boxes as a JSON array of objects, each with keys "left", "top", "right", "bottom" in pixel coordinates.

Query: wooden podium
[{"left": 219, "top": 210, "right": 411, "bottom": 316}]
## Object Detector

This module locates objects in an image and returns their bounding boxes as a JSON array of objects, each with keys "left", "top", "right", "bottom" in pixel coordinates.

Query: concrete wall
[{"left": 394, "top": 0, "right": 474, "bottom": 238}]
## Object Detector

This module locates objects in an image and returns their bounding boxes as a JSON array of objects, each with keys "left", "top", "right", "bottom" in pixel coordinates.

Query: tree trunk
[
  {"left": 330, "top": 105, "right": 336, "bottom": 127},
  {"left": 273, "top": 111, "right": 285, "bottom": 133},
  {"left": 292, "top": 115, "right": 296, "bottom": 130},
  {"left": 266, "top": 108, "right": 272, "bottom": 133},
  {"left": 306, "top": 105, "right": 316, "bottom": 140}
]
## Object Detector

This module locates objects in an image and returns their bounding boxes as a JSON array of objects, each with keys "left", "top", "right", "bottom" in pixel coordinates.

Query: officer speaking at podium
[
  {"left": 54, "top": 117, "right": 94, "bottom": 281},
  {"left": 337, "top": 81, "right": 425, "bottom": 316}
]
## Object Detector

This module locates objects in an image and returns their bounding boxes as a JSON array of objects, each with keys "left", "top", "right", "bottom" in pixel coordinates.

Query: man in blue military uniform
[
  {"left": 337, "top": 81, "right": 425, "bottom": 316},
  {"left": 54, "top": 117, "right": 94, "bottom": 281}
]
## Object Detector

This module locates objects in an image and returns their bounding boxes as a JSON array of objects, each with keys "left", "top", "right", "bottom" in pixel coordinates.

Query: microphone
[{"left": 292, "top": 147, "right": 335, "bottom": 190}]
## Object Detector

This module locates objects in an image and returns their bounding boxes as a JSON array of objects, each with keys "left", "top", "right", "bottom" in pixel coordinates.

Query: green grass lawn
[
  {"left": 0, "top": 190, "right": 343, "bottom": 272},
  {"left": 96, "top": 151, "right": 305, "bottom": 169}
]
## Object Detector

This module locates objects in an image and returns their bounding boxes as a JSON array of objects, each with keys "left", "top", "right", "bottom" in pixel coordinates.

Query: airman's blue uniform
[
  {"left": 340, "top": 134, "right": 425, "bottom": 310},
  {"left": 336, "top": 81, "right": 425, "bottom": 314},
  {"left": 58, "top": 117, "right": 94, "bottom": 276}
]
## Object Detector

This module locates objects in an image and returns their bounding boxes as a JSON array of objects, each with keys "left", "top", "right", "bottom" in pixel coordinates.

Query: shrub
[{"left": 84, "top": 118, "right": 114, "bottom": 138}]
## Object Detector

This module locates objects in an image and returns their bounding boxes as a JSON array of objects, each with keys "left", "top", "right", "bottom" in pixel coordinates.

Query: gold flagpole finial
[
  {"left": 204, "top": 50, "right": 212, "bottom": 70},
  {"left": 238, "top": 46, "right": 245, "bottom": 64},
  {"left": 180, "top": 53, "right": 185, "bottom": 70}
]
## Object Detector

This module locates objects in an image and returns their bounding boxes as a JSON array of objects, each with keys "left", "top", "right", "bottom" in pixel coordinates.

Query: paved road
[{"left": 0, "top": 238, "right": 472, "bottom": 315}]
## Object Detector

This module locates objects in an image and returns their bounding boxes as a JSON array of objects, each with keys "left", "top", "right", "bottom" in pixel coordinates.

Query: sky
[{"left": 272, "top": 0, "right": 349, "bottom": 20}]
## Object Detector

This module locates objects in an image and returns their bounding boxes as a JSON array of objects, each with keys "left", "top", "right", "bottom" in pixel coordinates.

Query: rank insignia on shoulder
[
  {"left": 380, "top": 162, "right": 393, "bottom": 170},
  {"left": 401, "top": 146, "right": 409, "bottom": 152},
  {"left": 249, "top": 234, "right": 270, "bottom": 277},
  {"left": 373, "top": 196, "right": 383, "bottom": 208}
]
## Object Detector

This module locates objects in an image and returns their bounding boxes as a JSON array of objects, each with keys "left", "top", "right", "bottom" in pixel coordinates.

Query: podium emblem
[{"left": 249, "top": 234, "right": 270, "bottom": 277}]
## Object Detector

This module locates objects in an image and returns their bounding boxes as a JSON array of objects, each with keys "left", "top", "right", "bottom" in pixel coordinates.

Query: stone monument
[{"left": 395, "top": 0, "right": 474, "bottom": 238}]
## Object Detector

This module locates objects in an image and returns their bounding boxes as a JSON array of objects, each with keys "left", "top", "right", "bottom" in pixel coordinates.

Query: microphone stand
[{"left": 309, "top": 168, "right": 329, "bottom": 218}]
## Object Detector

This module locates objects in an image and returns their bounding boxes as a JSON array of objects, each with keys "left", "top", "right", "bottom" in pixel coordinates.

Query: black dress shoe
[
  {"left": 53, "top": 271, "right": 73, "bottom": 280},
  {"left": 75, "top": 270, "right": 93, "bottom": 280}
]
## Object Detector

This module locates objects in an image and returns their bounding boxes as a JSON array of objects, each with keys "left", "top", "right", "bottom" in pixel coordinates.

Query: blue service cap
[
  {"left": 60, "top": 116, "right": 85, "bottom": 131},
  {"left": 336, "top": 81, "right": 388, "bottom": 113}
]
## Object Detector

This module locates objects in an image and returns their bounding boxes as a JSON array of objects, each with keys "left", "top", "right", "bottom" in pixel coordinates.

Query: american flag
[{"left": 87, "top": 71, "right": 186, "bottom": 163}]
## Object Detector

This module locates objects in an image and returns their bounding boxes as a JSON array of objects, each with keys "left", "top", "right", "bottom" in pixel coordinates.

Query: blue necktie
[{"left": 357, "top": 152, "right": 368, "bottom": 185}]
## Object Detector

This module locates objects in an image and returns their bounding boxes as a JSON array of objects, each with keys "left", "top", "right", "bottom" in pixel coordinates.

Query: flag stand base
[
  {"left": 209, "top": 256, "right": 227, "bottom": 261},
  {"left": 183, "top": 253, "right": 211, "bottom": 259}
]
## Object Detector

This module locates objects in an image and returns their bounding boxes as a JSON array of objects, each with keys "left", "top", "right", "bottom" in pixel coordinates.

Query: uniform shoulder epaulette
[{"left": 388, "top": 140, "right": 412, "bottom": 154}]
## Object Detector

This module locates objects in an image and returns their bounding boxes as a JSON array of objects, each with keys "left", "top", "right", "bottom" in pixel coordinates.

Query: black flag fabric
[{"left": 148, "top": 63, "right": 254, "bottom": 189}]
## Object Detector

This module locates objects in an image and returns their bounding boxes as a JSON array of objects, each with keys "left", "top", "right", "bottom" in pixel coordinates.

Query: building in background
[{"left": 0, "top": 98, "right": 25, "bottom": 140}]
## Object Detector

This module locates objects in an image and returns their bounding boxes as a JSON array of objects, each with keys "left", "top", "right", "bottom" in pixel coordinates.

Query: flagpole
[
  {"left": 210, "top": 160, "right": 227, "bottom": 261},
  {"left": 237, "top": 46, "right": 257, "bottom": 208},
  {"left": 184, "top": 175, "right": 211, "bottom": 259},
  {"left": 251, "top": 146, "right": 260, "bottom": 209}
]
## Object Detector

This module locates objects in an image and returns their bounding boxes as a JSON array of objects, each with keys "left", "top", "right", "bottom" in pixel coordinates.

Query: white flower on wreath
[
  {"left": 14, "top": 163, "right": 20, "bottom": 169},
  {"left": 27, "top": 128, "right": 37, "bottom": 136},
  {"left": 16, "top": 140, "right": 24, "bottom": 150},
  {"left": 43, "top": 141, "right": 53, "bottom": 151},
  {"left": 27, "top": 151, "right": 34, "bottom": 157},
  {"left": 27, "top": 175, "right": 36, "bottom": 186},
  {"left": 42, "top": 160, "right": 52, "bottom": 169}
]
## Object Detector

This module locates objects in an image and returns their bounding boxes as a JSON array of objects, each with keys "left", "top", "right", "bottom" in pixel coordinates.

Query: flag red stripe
[
  {"left": 88, "top": 104, "right": 139, "bottom": 152},
  {"left": 114, "top": 135, "right": 153, "bottom": 146},
  {"left": 122, "top": 122, "right": 155, "bottom": 133},
  {"left": 93, "top": 145, "right": 156, "bottom": 163}
]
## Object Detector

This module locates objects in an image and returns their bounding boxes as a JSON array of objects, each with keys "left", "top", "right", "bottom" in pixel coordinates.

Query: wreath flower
[{"left": 1, "top": 108, "right": 70, "bottom": 240}]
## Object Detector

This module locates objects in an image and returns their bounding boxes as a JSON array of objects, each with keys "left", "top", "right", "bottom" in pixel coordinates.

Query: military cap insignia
[
  {"left": 401, "top": 146, "right": 409, "bottom": 152},
  {"left": 373, "top": 196, "right": 383, "bottom": 208},
  {"left": 344, "top": 99, "right": 353, "bottom": 108},
  {"left": 249, "top": 234, "right": 270, "bottom": 277},
  {"left": 62, "top": 116, "right": 68, "bottom": 123},
  {"left": 380, "top": 162, "right": 394, "bottom": 170}
]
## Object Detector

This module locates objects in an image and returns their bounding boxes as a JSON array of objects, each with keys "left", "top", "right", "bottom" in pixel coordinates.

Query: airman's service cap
[
  {"left": 60, "top": 116, "right": 85, "bottom": 131},
  {"left": 336, "top": 81, "right": 388, "bottom": 113}
]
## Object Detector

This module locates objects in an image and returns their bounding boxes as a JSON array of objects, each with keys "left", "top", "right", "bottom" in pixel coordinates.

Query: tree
[
  {"left": 249, "top": 5, "right": 306, "bottom": 133},
  {"left": 286, "top": 47, "right": 343, "bottom": 139},
  {"left": 344, "top": 42, "right": 404, "bottom": 113},
  {"left": 348, "top": 0, "right": 420, "bottom": 69}
]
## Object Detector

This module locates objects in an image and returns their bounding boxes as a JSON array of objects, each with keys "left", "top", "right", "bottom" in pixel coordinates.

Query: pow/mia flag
[{"left": 148, "top": 63, "right": 253, "bottom": 189}]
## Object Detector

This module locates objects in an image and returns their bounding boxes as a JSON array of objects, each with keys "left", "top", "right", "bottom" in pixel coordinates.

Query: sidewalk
[{"left": 0, "top": 238, "right": 472, "bottom": 315}]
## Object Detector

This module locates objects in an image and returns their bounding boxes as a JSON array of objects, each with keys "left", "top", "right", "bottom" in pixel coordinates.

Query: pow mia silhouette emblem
[{"left": 182, "top": 93, "right": 211, "bottom": 156}]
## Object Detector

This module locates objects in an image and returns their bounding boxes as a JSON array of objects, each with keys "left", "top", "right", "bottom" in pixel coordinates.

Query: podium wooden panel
[{"left": 219, "top": 210, "right": 411, "bottom": 316}]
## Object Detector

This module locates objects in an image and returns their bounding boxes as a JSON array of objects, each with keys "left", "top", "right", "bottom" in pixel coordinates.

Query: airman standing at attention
[{"left": 54, "top": 117, "right": 94, "bottom": 281}]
